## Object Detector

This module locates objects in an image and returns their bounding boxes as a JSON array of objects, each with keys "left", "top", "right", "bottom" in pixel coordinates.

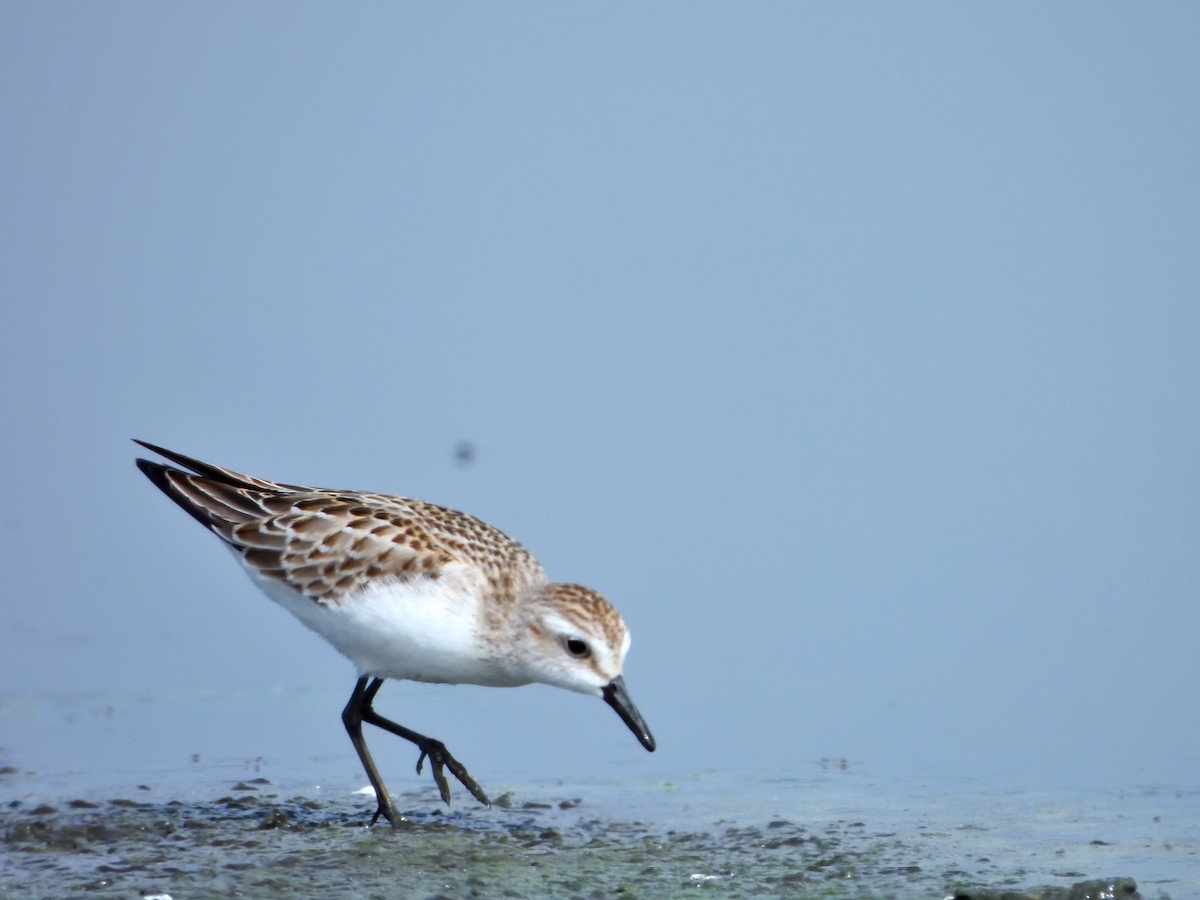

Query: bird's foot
[
  {"left": 367, "top": 791, "right": 403, "bottom": 828},
  {"left": 414, "top": 739, "right": 491, "bottom": 807}
]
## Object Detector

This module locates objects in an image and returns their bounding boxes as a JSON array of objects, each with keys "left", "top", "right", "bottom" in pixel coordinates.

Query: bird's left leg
[{"left": 342, "top": 676, "right": 402, "bottom": 827}]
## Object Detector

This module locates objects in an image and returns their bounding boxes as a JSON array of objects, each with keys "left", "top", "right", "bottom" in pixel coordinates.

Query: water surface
[{"left": 2, "top": 691, "right": 1195, "bottom": 898}]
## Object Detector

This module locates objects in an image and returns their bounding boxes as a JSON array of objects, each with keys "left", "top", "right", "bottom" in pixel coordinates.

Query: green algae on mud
[{"left": 0, "top": 789, "right": 1150, "bottom": 899}]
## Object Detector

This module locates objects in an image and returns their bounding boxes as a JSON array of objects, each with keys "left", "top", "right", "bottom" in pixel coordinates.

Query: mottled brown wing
[
  {"left": 136, "top": 448, "right": 545, "bottom": 606},
  {"left": 231, "top": 492, "right": 462, "bottom": 603}
]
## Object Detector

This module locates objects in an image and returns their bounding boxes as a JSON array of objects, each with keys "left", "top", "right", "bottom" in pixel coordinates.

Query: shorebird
[{"left": 133, "top": 441, "right": 655, "bottom": 827}]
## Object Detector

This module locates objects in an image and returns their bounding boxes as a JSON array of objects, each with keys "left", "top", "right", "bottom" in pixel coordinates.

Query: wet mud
[{"left": 0, "top": 784, "right": 1154, "bottom": 899}]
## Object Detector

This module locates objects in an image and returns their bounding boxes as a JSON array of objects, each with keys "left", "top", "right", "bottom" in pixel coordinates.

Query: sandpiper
[{"left": 134, "top": 441, "right": 655, "bottom": 827}]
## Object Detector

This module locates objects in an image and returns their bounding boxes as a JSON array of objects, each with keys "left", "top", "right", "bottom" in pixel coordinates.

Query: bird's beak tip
[{"left": 603, "top": 675, "right": 656, "bottom": 753}]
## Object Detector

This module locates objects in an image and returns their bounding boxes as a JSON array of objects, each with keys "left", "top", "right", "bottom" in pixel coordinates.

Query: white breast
[{"left": 244, "top": 563, "right": 530, "bottom": 687}]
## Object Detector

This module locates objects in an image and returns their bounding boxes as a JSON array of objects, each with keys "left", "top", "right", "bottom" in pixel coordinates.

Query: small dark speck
[
  {"left": 454, "top": 440, "right": 476, "bottom": 466},
  {"left": 259, "top": 809, "right": 289, "bottom": 829}
]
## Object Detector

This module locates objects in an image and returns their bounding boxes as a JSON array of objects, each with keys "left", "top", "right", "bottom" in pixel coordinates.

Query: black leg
[
  {"left": 342, "top": 676, "right": 401, "bottom": 828},
  {"left": 342, "top": 677, "right": 491, "bottom": 827},
  {"left": 358, "top": 679, "right": 491, "bottom": 809}
]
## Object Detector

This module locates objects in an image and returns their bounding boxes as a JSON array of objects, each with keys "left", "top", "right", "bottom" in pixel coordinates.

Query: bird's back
[{"left": 134, "top": 441, "right": 547, "bottom": 610}]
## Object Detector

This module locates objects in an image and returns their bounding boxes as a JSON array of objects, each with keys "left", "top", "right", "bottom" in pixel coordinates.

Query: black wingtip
[
  {"left": 132, "top": 440, "right": 209, "bottom": 476},
  {"left": 132, "top": 439, "right": 268, "bottom": 490},
  {"left": 134, "top": 453, "right": 220, "bottom": 531},
  {"left": 134, "top": 454, "right": 169, "bottom": 486}
]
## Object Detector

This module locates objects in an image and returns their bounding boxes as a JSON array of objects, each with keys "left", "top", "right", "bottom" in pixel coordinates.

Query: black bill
[{"left": 602, "top": 675, "right": 656, "bottom": 752}]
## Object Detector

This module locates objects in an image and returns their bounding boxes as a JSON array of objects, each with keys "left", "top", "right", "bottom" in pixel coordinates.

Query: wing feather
[{"left": 135, "top": 442, "right": 546, "bottom": 606}]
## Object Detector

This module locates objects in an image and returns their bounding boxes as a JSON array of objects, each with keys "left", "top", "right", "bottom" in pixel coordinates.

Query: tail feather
[
  {"left": 132, "top": 440, "right": 300, "bottom": 492},
  {"left": 135, "top": 456, "right": 223, "bottom": 531},
  {"left": 134, "top": 441, "right": 294, "bottom": 537}
]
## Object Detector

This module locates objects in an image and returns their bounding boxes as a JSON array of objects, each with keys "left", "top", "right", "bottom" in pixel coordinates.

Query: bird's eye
[{"left": 565, "top": 638, "right": 590, "bottom": 658}]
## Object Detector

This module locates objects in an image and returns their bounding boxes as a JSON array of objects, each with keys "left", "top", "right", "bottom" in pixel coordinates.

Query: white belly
[{"left": 245, "top": 566, "right": 529, "bottom": 687}]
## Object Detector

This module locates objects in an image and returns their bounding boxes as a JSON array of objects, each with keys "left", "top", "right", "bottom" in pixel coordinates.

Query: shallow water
[
  {"left": 3, "top": 769, "right": 1195, "bottom": 897},
  {"left": 2, "top": 691, "right": 1197, "bottom": 898}
]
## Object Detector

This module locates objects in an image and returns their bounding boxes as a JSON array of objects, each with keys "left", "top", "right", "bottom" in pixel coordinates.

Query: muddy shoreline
[{"left": 0, "top": 782, "right": 1158, "bottom": 899}]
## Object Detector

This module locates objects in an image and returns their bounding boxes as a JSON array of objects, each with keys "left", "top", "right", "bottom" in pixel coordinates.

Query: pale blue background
[{"left": 2, "top": 4, "right": 1197, "bottom": 794}]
